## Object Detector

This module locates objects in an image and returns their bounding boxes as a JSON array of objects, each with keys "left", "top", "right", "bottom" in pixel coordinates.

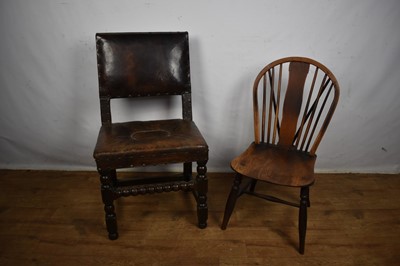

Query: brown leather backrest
[{"left": 96, "top": 32, "right": 191, "bottom": 98}]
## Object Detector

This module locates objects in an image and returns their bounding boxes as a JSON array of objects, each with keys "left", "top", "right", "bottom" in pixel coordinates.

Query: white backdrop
[{"left": 0, "top": 0, "right": 399, "bottom": 173}]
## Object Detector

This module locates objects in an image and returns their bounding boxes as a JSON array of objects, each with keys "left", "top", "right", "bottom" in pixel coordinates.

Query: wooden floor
[{"left": 0, "top": 170, "right": 399, "bottom": 265}]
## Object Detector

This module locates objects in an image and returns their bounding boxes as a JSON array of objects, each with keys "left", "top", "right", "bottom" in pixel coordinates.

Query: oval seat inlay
[{"left": 131, "top": 130, "right": 170, "bottom": 141}]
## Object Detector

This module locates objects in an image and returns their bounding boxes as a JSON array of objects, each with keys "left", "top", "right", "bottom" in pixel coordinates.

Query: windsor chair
[
  {"left": 221, "top": 57, "right": 340, "bottom": 254},
  {"left": 93, "top": 32, "right": 208, "bottom": 240}
]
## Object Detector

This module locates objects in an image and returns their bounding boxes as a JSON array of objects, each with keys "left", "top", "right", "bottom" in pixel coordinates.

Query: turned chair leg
[
  {"left": 299, "top": 186, "right": 309, "bottom": 254},
  {"left": 196, "top": 161, "right": 208, "bottom": 229},
  {"left": 99, "top": 169, "right": 118, "bottom": 240},
  {"left": 221, "top": 173, "right": 243, "bottom": 230}
]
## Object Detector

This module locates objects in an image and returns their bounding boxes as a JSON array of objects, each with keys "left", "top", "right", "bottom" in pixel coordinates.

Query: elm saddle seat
[
  {"left": 93, "top": 32, "right": 208, "bottom": 240},
  {"left": 221, "top": 57, "right": 340, "bottom": 254}
]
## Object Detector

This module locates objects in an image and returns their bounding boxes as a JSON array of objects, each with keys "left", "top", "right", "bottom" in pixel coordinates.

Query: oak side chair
[
  {"left": 221, "top": 57, "right": 340, "bottom": 254},
  {"left": 93, "top": 32, "right": 208, "bottom": 240}
]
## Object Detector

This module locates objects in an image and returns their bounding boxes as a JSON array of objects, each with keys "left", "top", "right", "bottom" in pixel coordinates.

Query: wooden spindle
[
  {"left": 294, "top": 67, "right": 319, "bottom": 148},
  {"left": 272, "top": 64, "right": 282, "bottom": 144},
  {"left": 261, "top": 74, "right": 267, "bottom": 142},
  {"left": 300, "top": 74, "right": 329, "bottom": 151}
]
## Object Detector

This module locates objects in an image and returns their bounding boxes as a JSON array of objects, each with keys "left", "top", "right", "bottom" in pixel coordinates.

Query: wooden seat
[
  {"left": 231, "top": 142, "right": 316, "bottom": 187},
  {"left": 221, "top": 57, "right": 340, "bottom": 254},
  {"left": 94, "top": 119, "right": 207, "bottom": 168},
  {"left": 93, "top": 32, "right": 208, "bottom": 240}
]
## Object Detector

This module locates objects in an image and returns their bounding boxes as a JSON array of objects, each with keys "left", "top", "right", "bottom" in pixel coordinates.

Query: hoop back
[{"left": 253, "top": 57, "right": 340, "bottom": 155}]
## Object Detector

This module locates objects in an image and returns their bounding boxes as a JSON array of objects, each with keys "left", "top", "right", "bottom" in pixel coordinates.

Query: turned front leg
[
  {"left": 196, "top": 161, "right": 208, "bottom": 229},
  {"left": 221, "top": 173, "right": 243, "bottom": 230},
  {"left": 299, "top": 186, "right": 309, "bottom": 254},
  {"left": 99, "top": 169, "right": 118, "bottom": 240}
]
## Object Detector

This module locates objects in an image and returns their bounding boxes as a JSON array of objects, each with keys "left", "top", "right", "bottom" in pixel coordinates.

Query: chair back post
[
  {"left": 182, "top": 93, "right": 193, "bottom": 121},
  {"left": 99, "top": 97, "right": 111, "bottom": 125}
]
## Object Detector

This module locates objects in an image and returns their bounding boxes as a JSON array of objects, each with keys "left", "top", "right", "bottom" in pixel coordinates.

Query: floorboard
[{"left": 0, "top": 170, "right": 399, "bottom": 265}]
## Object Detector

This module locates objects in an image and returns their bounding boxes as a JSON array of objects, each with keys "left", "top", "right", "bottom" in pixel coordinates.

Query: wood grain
[{"left": 0, "top": 170, "right": 399, "bottom": 265}]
